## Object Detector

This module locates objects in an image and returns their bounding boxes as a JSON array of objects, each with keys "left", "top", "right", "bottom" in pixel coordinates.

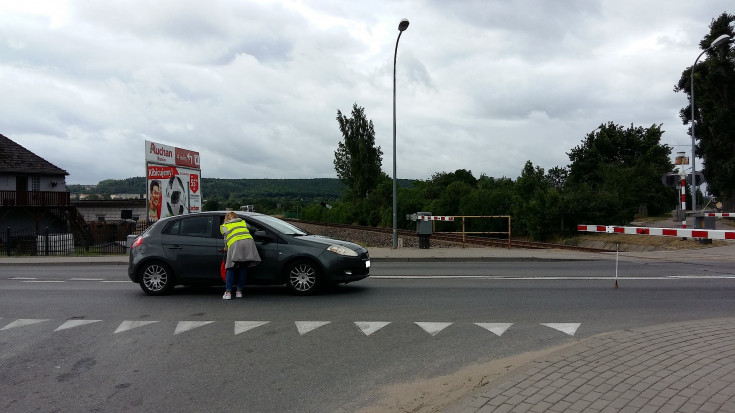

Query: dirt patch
[{"left": 354, "top": 340, "right": 582, "bottom": 413}]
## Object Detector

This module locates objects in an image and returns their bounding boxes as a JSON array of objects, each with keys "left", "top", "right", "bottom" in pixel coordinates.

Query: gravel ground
[
  {"left": 294, "top": 216, "right": 735, "bottom": 251},
  {"left": 293, "top": 222, "right": 467, "bottom": 249}
]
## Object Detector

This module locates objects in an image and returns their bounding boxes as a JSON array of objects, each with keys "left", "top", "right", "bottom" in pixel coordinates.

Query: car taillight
[{"left": 130, "top": 236, "right": 143, "bottom": 250}]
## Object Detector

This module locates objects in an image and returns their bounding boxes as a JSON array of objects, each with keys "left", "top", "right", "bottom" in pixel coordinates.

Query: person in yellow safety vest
[{"left": 220, "top": 211, "right": 261, "bottom": 299}]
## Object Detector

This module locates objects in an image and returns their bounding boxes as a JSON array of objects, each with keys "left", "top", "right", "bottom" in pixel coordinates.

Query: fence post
[
  {"left": 5, "top": 227, "right": 9, "bottom": 255},
  {"left": 45, "top": 227, "right": 50, "bottom": 256},
  {"left": 508, "top": 216, "right": 512, "bottom": 249}
]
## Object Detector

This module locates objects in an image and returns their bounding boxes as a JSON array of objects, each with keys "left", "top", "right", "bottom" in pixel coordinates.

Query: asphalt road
[{"left": 1, "top": 261, "right": 734, "bottom": 412}]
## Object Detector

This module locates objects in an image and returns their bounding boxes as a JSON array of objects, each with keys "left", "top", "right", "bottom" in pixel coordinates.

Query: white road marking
[
  {"left": 1, "top": 319, "right": 50, "bottom": 330},
  {"left": 175, "top": 321, "right": 215, "bottom": 335},
  {"left": 9, "top": 277, "right": 37, "bottom": 280},
  {"left": 1, "top": 319, "right": 583, "bottom": 337},
  {"left": 70, "top": 278, "right": 103, "bottom": 281},
  {"left": 355, "top": 321, "right": 390, "bottom": 336},
  {"left": 114, "top": 320, "right": 159, "bottom": 334},
  {"left": 234, "top": 321, "right": 270, "bottom": 335},
  {"left": 475, "top": 323, "right": 513, "bottom": 336},
  {"left": 541, "top": 323, "right": 581, "bottom": 336},
  {"left": 295, "top": 321, "right": 330, "bottom": 335},
  {"left": 415, "top": 322, "right": 453, "bottom": 336},
  {"left": 54, "top": 319, "right": 102, "bottom": 331},
  {"left": 21, "top": 280, "right": 65, "bottom": 283}
]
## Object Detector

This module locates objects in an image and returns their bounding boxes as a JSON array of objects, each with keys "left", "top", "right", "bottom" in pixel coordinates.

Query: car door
[
  {"left": 161, "top": 215, "right": 220, "bottom": 283},
  {"left": 217, "top": 215, "right": 280, "bottom": 284},
  {"left": 245, "top": 222, "right": 281, "bottom": 284}
]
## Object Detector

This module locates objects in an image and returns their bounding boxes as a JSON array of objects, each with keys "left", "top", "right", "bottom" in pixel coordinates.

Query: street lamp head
[
  {"left": 710, "top": 34, "right": 731, "bottom": 48},
  {"left": 398, "top": 19, "right": 409, "bottom": 32}
]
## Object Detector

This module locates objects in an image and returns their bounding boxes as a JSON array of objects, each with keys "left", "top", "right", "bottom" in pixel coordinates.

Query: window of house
[{"left": 31, "top": 177, "right": 40, "bottom": 191}]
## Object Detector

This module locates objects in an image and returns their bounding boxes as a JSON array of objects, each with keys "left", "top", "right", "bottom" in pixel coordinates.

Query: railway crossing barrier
[{"left": 577, "top": 224, "right": 735, "bottom": 240}]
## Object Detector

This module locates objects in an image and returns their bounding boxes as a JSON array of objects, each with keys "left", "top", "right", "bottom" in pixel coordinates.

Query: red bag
[{"left": 220, "top": 260, "right": 226, "bottom": 282}]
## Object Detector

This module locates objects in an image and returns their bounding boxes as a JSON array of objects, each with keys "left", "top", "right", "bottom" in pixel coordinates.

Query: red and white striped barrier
[
  {"left": 418, "top": 215, "right": 455, "bottom": 221},
  {"left": 705, "top": 213, "right": 735, "bottom": 217},
  {"left": 577, "top": 225, "right": 735, "bottom": 240}
]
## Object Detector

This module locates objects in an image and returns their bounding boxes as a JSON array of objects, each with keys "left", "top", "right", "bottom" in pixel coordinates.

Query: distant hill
[{"left": 68, "top": 177, "right": 348, "bottom": 200}]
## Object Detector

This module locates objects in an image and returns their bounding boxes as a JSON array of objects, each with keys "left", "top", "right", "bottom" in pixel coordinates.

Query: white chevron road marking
[
  {"left": 415, "top": 322, "right": 453, "bottom": 336},
  {"left": 0, "top": 319, "right": 50, "bottom": 330},
  {"left": 475, "top": 323, "right": 513, "bottom": 336},
  {"left": 114, "top": 320, "right": 159, "bottom": 334},
  {"left": 355, "top": 321, "right": 391, "bottom": 336},
  {"left": 174, "top": 321, "right": 215, "bottom": 335},
  {"left": 541, "top": 323, "right": 581, "bottom": 336},
  {"left": 54, "top": 320, "right": 102, "bottom": 331},
  {"left": 235, "top": 321, "right": 270, "bottom": 335},
  {"left": 295, "top": 321, "right": 331, "bottom": 335}
]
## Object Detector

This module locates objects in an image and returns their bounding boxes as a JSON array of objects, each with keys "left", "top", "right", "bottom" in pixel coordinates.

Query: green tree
[
  {"left": 334, "top": 104, "right": 384, "bottom": 205},
  {"left": 674, "top": 13, "right": 735, "bottom": 209},
  {"left": 565, "top": 122, "right": 675, "bottom": 225},
  {"left": 513, "top": 161, "right": 561, "bottom": 240}
]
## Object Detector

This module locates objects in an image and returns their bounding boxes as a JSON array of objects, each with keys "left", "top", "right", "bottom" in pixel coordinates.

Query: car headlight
[{"left": 327, "top": 245, "right": 358, "bottom": 257}]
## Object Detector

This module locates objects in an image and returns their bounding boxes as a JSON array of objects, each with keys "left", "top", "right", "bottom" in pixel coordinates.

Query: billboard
[{"left": 146, "top": 141, "right": 202, "bottom": 223}]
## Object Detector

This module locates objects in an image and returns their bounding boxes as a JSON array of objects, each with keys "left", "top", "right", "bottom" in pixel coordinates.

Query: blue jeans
[{"left": 225, "top": 264, "right": 247, "bottom": 292}]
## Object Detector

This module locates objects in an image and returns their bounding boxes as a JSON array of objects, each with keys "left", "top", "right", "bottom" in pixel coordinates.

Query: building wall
[{"left": 72, "top": 200, "right": 147, "bottom": 223}]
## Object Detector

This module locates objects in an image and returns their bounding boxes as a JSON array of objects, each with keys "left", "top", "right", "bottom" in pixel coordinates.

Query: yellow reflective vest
[{"left": 220, "top": 220, "right": 253, "bottom": 249}]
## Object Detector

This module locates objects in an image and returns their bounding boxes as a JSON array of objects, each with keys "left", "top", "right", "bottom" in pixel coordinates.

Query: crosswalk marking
[
  {"left": 114, "top": 320, "right": 159, "bottom": 334},
  {"left": 541, "top": 323, "right": 581, "bottom": 336},
  {"left": 55, "top": 319, "right": 102, "bottom": 331},
  {"left": 355, "top": 321, "right": 390, "bottom": 336},
  {"left": 235, "top": 321, "right": 270, "bottom": 335},
  {"left": 0, "top": 318, "right": 49, "bottom": 330},
  {"left": 475, "top": 323, "right": 513, "bottom": 336},
  {"left": 415, "top": 322, "right": 453, "bottom": 336},
  {"left": 296, "top": 321, "right": 331, "bottom": 335}
]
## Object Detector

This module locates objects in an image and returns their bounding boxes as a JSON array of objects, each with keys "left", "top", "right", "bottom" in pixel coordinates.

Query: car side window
[
  {"left": 179, "top": 216, "right": 214, "bottom": 238},
  {"left": 162, "top": 220, "right": 180, "bottom": 235}
]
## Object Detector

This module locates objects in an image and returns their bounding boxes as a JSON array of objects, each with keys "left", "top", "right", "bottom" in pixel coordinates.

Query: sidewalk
[{"left": 447, "top": 317, "right": 735, "bottom": 413}]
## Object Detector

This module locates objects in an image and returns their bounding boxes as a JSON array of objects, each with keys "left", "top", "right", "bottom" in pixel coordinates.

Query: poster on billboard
[{"left": 145, "top": 141, "right": 202, "bottom": 223}]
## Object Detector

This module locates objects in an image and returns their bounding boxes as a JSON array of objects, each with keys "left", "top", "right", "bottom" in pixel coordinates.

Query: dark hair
[{"left": 150, "top": 180, "right": 160, "bottom": 191}]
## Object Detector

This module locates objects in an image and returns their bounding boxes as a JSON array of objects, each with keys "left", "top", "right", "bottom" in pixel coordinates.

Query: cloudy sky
[{"left": 1, "top": 1, "right": 731, "bottom": 185}]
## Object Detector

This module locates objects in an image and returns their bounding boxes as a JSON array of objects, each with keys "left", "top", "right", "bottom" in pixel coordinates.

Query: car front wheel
[
  {"left": 286, "top": 260, "right": 321, "bottom": 295},
  {"left": 139, "top": 261, "right": 174, "bottom": 296}
]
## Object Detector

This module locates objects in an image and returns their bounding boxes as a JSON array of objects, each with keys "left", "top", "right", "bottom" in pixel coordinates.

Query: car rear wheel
[
  {"left": 139, "top": 261, "right": 174, "bottom": 296},
  {"left": 286, "top": 260, "right": 321, "bottom": 295}
]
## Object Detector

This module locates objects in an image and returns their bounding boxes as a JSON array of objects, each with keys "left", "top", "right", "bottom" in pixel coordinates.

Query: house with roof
[{"left": 0, "top": 133, "right": 95, "bottom": 251}]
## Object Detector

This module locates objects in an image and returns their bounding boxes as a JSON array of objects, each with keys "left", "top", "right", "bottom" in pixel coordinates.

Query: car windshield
[{"left": 251, "top": 215, "right": 308, "bottom": 236}]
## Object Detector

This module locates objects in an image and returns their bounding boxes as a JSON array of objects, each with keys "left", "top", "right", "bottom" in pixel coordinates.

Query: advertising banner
[{"left": 145, "top": 140, "right": 202, "bottom": 223}]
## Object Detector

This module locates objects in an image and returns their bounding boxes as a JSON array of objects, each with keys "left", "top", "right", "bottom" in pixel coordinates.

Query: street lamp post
[
  {"left": 689, "top": 34, "right": 731, "bottom": 212},
  {"left": 393, "top": 18, "right": 409, "bottom": 249}
]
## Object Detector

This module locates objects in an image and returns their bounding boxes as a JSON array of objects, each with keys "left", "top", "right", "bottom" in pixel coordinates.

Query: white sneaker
[
  {"left": 235, "top": 290, "right": 243, "bottom": 298},
  {"left": 223, "top": 291, "right": 231, "bottom": 300}
]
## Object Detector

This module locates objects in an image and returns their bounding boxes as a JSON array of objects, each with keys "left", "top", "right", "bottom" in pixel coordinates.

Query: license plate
[{"left": 365, "top": 260, "right": 371, "bottom": 268}]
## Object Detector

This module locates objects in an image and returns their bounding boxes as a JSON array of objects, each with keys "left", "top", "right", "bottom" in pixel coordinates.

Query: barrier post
[{"left": 462, "top": 217, "right": 466, "bottom": 248}]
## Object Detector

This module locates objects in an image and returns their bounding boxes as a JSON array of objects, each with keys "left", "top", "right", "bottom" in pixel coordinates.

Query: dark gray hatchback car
[{"left": 128, "top": 211, "right": 370, "bottom": 295}]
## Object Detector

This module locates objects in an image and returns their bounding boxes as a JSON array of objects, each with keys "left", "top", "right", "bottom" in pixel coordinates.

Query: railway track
[{"left": 287, "top": 220, "right": 614, "bottom": 253}]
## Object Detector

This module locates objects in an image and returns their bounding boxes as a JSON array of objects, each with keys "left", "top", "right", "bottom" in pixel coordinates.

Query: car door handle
[{"left": 168, "top": 246, "right": 183, "bottom": 250}]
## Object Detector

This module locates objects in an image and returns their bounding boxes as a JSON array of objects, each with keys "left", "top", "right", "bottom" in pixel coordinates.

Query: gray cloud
[{"left": 0, "top": 0, "right": 730, "bottom": 185}]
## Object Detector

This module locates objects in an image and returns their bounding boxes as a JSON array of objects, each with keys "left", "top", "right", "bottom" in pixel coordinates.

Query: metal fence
[{"left": 1, "top": 221, "right": 150, "bottom": 256}]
